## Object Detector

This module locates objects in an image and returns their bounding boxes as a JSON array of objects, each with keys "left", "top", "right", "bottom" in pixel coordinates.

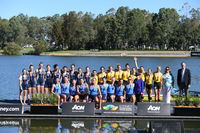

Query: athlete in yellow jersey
[
  {"left": 153, "top": 66, "right": 163, "bottom": 102},
  {"left": 122, "top": 63, "right": 131, "bottom": 84},
  {"left": 91, "top": 70, "right": 98, "bottom": 85},
  {"left": 140, "top": 70, "right": 146, "bottom": 81},
  {"left": 130, "top": 67, "right": 137, "bottom": 81},
  {"left": 114, "top": 65, "right": 123, "bottom": 82},
  {"left": 98, "top": 66, "right": 107, "bottom": 84},
  {"left": 106, "top": 66, "right": 115, "bottom": 83},
  {"left": 145, "top": 69, "right": 153, "bottom": 101}
]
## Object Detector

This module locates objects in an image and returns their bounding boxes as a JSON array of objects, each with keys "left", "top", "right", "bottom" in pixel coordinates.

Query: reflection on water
[{"left": 0, "top": 118, "right": 200, "bottom": 133}]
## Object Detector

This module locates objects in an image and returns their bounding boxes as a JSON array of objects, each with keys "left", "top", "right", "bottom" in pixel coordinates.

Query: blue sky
[{"left": 0, "top": 0, "right": 199, "bottom": 19}]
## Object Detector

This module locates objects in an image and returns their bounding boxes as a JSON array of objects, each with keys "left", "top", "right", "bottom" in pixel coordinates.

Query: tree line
[{"left": 0, "top": 5, "right": 200, "bottom": 54}]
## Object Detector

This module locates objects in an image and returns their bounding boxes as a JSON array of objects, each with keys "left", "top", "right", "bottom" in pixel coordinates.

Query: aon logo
[
  {"left": 147, "top": 105, "right": 160, "bottom": 111},
  {"left": 72, "top": 105, "right": 85, "bottom": 110},
  {"left": 71, "top": 121, "right": 84, "bottom": 128}
]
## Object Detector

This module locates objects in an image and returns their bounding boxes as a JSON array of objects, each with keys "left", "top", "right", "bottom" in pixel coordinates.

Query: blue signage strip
[{"left": 137, "top": 102, "right": 170, "bottom": 116}]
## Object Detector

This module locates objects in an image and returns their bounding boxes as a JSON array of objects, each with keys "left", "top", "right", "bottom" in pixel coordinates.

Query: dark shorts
[
  {"left": 146, "top": 84, "right": 153, "bottom": 90},
  {"left": 107, "top": 93, "right": 114, "bottom": 101},
  {"left": 70, "top": 92, "right": 77, "bottom": 97},
  {"left": 37, "top": 79, "right": 45, "bottom": 86},
  {"left": 101, "top": 94, "right": 107, "bottom": 100},
  {"left": 79, "top": 94, "right": 88, "bottom": 101},
  {"left": 154, "top": 82, "right": 161, "bottom": 89},
  {"left": 107, "top": 93, "right": 114, "bottom": 98},
  {"left": 44, "top": 81, "right": 53, "bottom": 88},
  {"left": 126, "top": 94, "right": 134, "bottom": 102},
  {"left": 70, "top": 94, "right": 77, "bottom": 97},
  {"left": 22, "top": 84, "right": 28, "bottom": 90},
  {"left": 28, "top": 81, "right": 36, "bottom": 88},
  {"left": 115, "top": 95, "right": 123, "bottom": 101},
  {"left": 62, "top": 93, "right": 70, "bottom": 101},
  {"left": 89, "top": 95, "right": 98, "bottom": 102}
]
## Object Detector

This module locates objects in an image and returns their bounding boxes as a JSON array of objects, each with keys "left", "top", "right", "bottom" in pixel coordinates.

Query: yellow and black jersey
[
  {"left": 106, "top": 71, "right": 115, "bottom": 82},
  {"left": 145, "top": 74, "right": 153, "bottom": 85},
  {"left": 114, "top": 70, "right": 123, "bottom": 81},
  {"left": 91, "top": 75, "right": 98, "bottom": 85},
  {"left": 130, "top": 74, "right": 137, "bottom": 81},
  {"left": 122, "top": 70, "right": 131, "bottom": 81},
  {"left": 98, "top": 72, "right": 107, "bottom": 83},
  {"left": 153, "top": 72, "right": 163, "bottom": 83},
  {"left": 140, "top": 72, "right": 146, "bottom": 82}
]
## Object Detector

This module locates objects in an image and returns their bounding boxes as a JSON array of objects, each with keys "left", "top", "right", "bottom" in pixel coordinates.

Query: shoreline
[{"left": 40, "top": 51, "right": 191, "bottom": 57}]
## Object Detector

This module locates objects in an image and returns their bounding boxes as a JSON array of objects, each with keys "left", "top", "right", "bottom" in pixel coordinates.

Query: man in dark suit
[{"left": 177, "top": 62, "right": 191, "bottom": 97}]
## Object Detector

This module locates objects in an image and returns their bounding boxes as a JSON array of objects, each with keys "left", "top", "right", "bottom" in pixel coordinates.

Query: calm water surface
[
  {"left": 0, "top": 55, "right": 199, "bottom": 100},
  {"left": 0, "top": 118, "right": 199, "bottom": 133}
]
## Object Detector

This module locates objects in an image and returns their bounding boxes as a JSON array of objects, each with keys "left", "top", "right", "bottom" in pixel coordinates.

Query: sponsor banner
[
  {"left": 150, "top": 121, "right": 184, "bottom": 133},
  {"left": 0, "top": 119, "right": 20, "bottom": 126},
  {"left": 62, "top": 103, "right": 95, "bottom": 115},
  {"left": 0, "top": 104, "right": 23, "bottom": 114},
  {"left": 137, "top": 102, "right": 170, "bottom": 116},
  {"left": 30, "top": 105, "right": 58, "bottom": 114},
  {"left": 61, "top": 119, "right": 94, "bottom": 129},
  {"left": 102, "top": 103, "right": 135, "bottom": 116},
  {"left": 102, "top": 120, "right": 133, "bottom": 131}
]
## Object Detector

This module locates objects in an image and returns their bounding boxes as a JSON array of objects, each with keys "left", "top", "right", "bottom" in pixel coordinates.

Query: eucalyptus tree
[{"left": 0, "top": 18, "right": 10, "bottom": 48}]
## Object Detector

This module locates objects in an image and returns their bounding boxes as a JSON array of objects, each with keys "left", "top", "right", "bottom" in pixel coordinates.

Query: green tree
[
  {"left": 62, "top": 11, "right": 81, "bottom": 49},
  {"left": 0, "top": 18, "right": 10, "bottom": 48},
  {"left": 115, "top": 6, "right": 129, "bottom": 49},
  {"left": 3, "top": 42, "right": 22, "bottom": 55},
  {"left": 126, "top": 8, "right": 150, "bottom": 49},
  {"left": 80, "top": 12, "right": 95, "bottom": 50},
  {"left": 94, "top": 14, "right": 106, "bottom": 49},
  {"left": 151, "top": 8, "right": 180, "bottom": 50},
  {"left": 9, "top": 16, "right": 27, "bottom": 45},
  {"left": 28, "top": 16, "right": 50, "bottom": 41},
  {"left": 34, "top": 40, "right": 49, "bottom": 55},
  {"left": 51, "top": 20, "right": 64, "bottom": 49}
]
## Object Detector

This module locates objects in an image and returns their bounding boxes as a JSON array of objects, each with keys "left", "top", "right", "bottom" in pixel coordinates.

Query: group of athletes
[{"left": 19, "top": 57, "right": 173, "bottom": 108}]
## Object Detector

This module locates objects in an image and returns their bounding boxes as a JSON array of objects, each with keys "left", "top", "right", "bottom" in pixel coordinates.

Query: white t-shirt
[
  {"left": 19, "top": 75, "right": 22, "bottom": 81},
  {"left": 19, "top": 75, "right": 28, "bottom": 81}
]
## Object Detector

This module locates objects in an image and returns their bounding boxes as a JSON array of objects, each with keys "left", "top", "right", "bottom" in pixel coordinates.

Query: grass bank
[{"left": 41, "top": 50, "right": 191, "bottom": 57}]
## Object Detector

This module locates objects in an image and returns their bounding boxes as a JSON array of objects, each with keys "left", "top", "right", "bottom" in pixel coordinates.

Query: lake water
[
  {"left": 0, "top": 118, "right": 199, "bottom": 133},
  {"left": 0, "top": 55, "right": 199, "bottom": 100}
]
